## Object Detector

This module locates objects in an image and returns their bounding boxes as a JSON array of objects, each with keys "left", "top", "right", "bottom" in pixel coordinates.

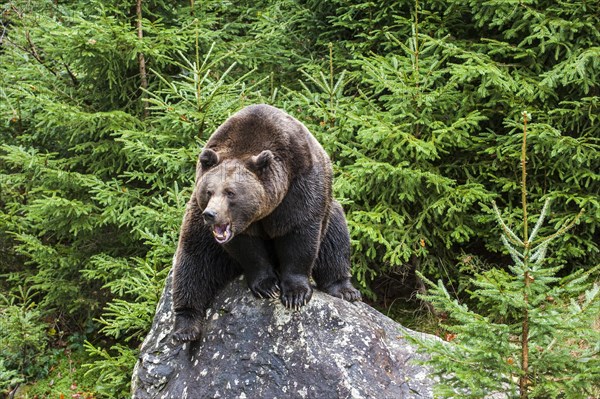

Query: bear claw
[
  {"left": 248, "top": 275, "right": 281, "bottom": 301},
  {"left": 322, "top": 281, "right": 362, "bottom": 302},
  {"left": 340, "top": 287, "right": 362, "bottom": 302},
  {"left": 173, "top": 324, "right": 202, "bottom": 342},
  {"left": 281, "top": 285, "right": 312, "bottom": 310}
]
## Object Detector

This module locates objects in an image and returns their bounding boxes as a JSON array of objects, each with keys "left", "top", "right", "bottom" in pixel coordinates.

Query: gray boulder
[{"left": 131, "top": 267, "right": 438, "bottom": 399}]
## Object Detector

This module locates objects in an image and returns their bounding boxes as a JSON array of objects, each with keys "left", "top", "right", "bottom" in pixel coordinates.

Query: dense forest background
[{"left": 1, "top": 0, "right": 598, "bottom": 397}]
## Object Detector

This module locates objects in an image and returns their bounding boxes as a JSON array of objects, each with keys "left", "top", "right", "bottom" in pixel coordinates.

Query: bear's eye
[
  {"left": 225, "top": 190, "right": 235, "bottom": 199},
  {"left": 206, "top": 190, "right": 213, "bottom": 197}
]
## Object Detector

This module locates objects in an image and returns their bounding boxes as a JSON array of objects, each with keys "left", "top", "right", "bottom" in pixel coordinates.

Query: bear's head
[{"left": 195, "top": 148, "right": 275, "bottom": 244}]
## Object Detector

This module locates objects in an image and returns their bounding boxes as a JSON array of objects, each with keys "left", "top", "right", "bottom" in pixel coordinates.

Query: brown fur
[{"left": 172, "top": 104, "right": 360, "bottom": 342}]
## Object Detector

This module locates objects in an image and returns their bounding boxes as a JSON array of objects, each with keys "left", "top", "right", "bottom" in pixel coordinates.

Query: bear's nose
[{"left": 202, "top": 209, "right": 217, "bottom": 223}]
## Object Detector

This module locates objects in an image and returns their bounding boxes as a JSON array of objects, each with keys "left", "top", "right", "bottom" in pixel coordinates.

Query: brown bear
[{"left": 172, "top": 104, "right": 361, "bottom": 341}]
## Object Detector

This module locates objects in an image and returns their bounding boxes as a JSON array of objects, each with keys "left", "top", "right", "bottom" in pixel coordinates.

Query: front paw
[
  {"left": 173, "top": 313, "right": 203, "bottom": 342},
  {"left": 322, "top": 280, "right": 362, "bottom": 302},
  {"left": 248, "top": 275, "right": 280, "bottom": 300},
  {"left": 340, "top": 286, "right": 362, "bottom": 302},
  {"left": 280, "top": 276, "right": 312, "bottom": 310}
]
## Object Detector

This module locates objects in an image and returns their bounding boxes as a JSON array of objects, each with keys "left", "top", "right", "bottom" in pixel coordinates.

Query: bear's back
[{"left": 206, "top": 104, "right": 329, "bottom": 176}]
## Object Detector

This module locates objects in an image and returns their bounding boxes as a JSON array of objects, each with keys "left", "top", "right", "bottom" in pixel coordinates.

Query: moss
[{"left": 25, "top": 349, "right": 96, "bottom": 399}]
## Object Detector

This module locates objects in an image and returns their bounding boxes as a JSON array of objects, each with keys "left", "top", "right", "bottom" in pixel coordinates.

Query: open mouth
[{"left": 212, "top": 223, "right": 232, "bottom": 244}]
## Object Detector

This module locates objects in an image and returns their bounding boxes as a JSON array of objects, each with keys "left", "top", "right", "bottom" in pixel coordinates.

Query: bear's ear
[
  {"left": 248, "top": 150, "right": 273, "bottom": 172},
  {"left": 199, "top": 148, "right": 219, "bottom": 169}
]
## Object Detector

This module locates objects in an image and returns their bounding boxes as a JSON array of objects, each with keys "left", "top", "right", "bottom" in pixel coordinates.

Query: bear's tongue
[{"left": 212, "top": 223, "right": 232, "bottom": 244}]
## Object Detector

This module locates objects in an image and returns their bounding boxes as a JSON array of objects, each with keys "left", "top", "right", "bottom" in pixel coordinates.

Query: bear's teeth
[{"left": 212, "top": 224, "right": 231, "bottom": 243}]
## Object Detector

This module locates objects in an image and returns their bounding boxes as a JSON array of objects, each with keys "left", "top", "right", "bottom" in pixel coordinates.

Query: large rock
[{"left": 132, "top": 266, "right": 438, "bottom": 398}]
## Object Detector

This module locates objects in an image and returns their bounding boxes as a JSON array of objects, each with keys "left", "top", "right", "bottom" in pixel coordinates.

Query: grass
[{"left": 12, "top": 348, "right": 97, "bottom": 399}]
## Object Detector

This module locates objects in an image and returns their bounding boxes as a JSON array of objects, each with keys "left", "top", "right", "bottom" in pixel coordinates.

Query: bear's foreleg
[
  {"left": 223, "top": 234, "right": 280, "bottom": 300},
  {"left": 313, "top": 201, "right": 362, "bottom": 302},
  {"left": 172, "top": 199, "right": 240, "bottom": 341},
  {"left": 274, "top": 227, "right": 321, "bottom": 309}
]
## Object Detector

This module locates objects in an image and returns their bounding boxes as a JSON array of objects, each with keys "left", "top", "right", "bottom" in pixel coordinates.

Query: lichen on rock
[{"left": 132, "top": 265, "right": 438, "bottom": 399}]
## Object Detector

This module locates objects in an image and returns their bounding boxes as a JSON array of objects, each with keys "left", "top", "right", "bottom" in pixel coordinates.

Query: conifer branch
[
  {"left": 0, "top": 20, "right": 7, "bottom": 46},
  {"left": 492, "top": 201, "right": 524, "bottom": 247},
  {"left": 529, "top": 242, "right": 548, "bottom": 263},
  {"left": 7, "top": 5, "right": 56, "bottom": 78},
  {"left": 21, "top": 30, "right": 57, "bottom": 77},
  {"left": 501, "top": 235, "right": 525, "bottom": 267},
  {"left": 528, "top": 198, "right": 551, "bottom": 243},
  {"left": 5, "top": 6, "right": 78, "bottom": 87},
  {"left": 62, "top": 61, "right": 79, "bottom": 87},
  {"left": 532, "top": 208, "right": 585, "bottom": 248}
]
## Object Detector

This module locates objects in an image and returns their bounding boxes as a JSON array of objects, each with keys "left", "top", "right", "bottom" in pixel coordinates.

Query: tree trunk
[{"left": 136, "top": 0, "right": 148, "bottom": 118}]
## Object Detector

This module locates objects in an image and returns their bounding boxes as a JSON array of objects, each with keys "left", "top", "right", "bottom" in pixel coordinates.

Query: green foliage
[
  {"left": 26, "top": 348, "right": 97, "bottom": 398},
  {"left": 83, "top": 342, "right": 137, "bottom": 399},
  {"left": 416, "top": 239, "right": 599, "bottom": 398},
  {"left": 1, "top": 0, "right": 599, "bottom": 396},
  {"left": 282, "top": 0, "right": 599, "bottom": 296},
  {"left": 0, "top": 0, "right": 270, "bottom": 395},
  {"left": 0, "top": 359, "right": 22, "bottom": 393},
  {"left": 411, "top": 115, "right": 600, "bottom": 398},
  {"left": 0, "top": 286, "right": 50, "bottom": 391}
]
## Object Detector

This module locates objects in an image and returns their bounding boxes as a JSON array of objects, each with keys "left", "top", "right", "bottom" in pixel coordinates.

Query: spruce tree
[
  {"left": 412, "top": 112, "right": 599, "bottom": 399},
  {"left": 1, "top": 0, "right": 598, "bottom": 396},
  {"left": 285, "top": 0, "right": 598, "bottom": 298},
  {"left": 0, "top": 0, "right": 289, "bottom": 395}
]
